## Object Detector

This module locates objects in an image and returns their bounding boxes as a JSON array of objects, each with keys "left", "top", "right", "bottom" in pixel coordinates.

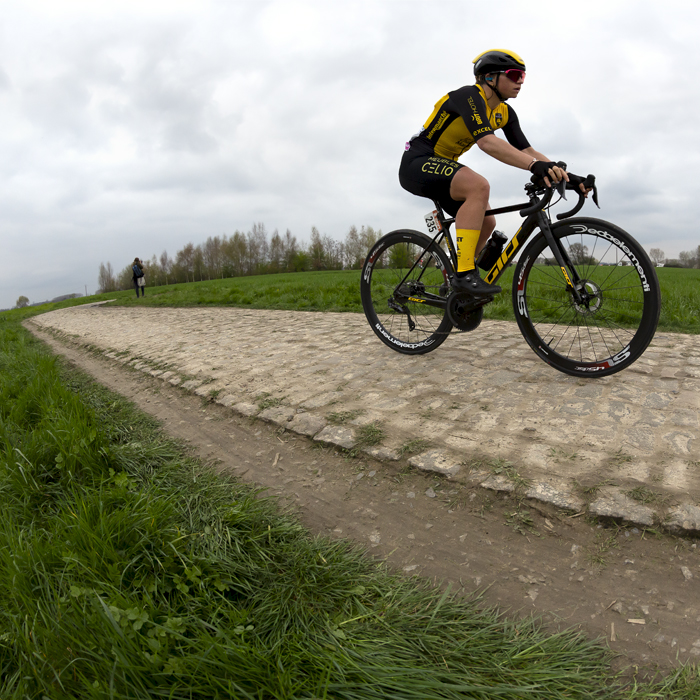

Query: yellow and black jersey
[{"left": 407, "top": 84, "right": 530, "bottom": 161}]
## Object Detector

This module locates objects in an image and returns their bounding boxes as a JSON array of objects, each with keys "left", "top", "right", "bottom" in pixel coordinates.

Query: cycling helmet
[{"left": 472, "top": 49, "right": 526, "bottom": 77}]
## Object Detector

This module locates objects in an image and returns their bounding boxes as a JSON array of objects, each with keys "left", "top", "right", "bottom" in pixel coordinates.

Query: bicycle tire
[
  {"left": 513, "top": 217, "right": 661, "bottom": 377},
  {"left": 361, "top": 229, "right": 454, "bottom": 355}
]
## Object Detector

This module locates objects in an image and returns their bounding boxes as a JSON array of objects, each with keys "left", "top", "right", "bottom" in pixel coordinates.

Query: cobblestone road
[{"left": 28, "top": 304, "right": 700, "bottom": 532}]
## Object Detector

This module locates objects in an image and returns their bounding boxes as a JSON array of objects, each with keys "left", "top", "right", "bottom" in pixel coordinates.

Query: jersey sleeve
[
  {"left": 502, "top": 106, "right": 531, "bottom": 150},
  {"left": 447, "top": 86, "right": 495, "bottom": 142}
]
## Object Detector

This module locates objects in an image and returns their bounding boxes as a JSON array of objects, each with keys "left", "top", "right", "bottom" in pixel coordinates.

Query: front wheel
[
  {"left": 513, "top": 218, "right": 661, "bottom": 377},
  {"left": 361, "top": 229, "right": 454, "bottom": 354}
]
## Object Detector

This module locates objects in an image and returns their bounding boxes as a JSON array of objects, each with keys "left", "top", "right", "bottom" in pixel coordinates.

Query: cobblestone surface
[{"left": 28, "top": 303, "right": 700, "bottom": 530}]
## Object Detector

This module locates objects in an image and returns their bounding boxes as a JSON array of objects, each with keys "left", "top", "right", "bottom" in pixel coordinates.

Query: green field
[{"left": 17, "top": 266, "right": 698, "bottom": 335}]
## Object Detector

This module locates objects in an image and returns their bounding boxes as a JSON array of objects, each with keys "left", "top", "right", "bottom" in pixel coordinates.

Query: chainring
[{"left": 446, "top": 293, "right": 485, "bottom": 332}]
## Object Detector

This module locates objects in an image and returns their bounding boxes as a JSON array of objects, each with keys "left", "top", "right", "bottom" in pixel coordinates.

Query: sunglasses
[{"left": 502, "top": 69, "right": 526, "bottom": 82}]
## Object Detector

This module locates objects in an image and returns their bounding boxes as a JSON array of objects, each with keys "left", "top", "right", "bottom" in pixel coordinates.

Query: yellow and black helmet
[{"left": 472, "top": 49, "right": 526, "bottom": 76}]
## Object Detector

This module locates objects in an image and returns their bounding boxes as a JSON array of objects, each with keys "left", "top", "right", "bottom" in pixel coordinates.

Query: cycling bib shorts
[{"left": 399, "top": 150, "right": 466, "bottom": 216}]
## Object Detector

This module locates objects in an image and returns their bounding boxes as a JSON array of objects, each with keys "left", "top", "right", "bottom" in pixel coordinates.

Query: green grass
[
  {"left": 6, "top": 265, "right": 699, "bottom": 334},
  {"left": 355, "top": 421, "right": 386, "bottom": 448},
  {"left": 2, "top": 313, "right": 699, "bottom": 696},
  {"left": 654, "top": 267, "right": 700, "bottom": 333},
  {"left": 328, "top": 409, "right": 365, "bottom": 425},
  {"left": 480, "top": 266, "right": 700, "bottom": 333},
  {"left": 89, "top": 269, "right": 362, "bottom": 313}
]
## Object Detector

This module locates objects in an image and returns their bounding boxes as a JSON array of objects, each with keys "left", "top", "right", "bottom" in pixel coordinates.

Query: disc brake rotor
[{"left": 572, "top": 279, "right": 602, "bottom": 315}]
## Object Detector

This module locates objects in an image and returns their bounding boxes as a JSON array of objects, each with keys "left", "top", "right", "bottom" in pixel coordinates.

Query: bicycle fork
[{"left": 536, "top": 211, "right": 585, "bottom": 305}]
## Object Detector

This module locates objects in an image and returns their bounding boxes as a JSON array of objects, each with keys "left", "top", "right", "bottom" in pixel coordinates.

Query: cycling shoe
[{"left": 451, "top": 269, "right": 502, "bottom": 297}]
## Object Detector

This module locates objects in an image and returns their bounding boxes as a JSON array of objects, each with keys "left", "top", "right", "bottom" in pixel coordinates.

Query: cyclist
[{"left": 399, "top": 48, "right": 568, "bottom": 296}]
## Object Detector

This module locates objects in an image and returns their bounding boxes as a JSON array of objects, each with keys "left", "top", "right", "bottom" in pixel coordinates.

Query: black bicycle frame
[{"left": 402, "top": 192, "right": 587, "bottom": 308}]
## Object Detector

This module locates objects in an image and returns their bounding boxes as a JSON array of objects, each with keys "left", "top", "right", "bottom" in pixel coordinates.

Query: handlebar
[
  {"left": 555, "top": 174, "right": 598, "bottom": 220},
  {"left": 519, "top": 165, "right": 599, "bottom": 219},
  {"left": 519, "top": 186, "right": 555, "bottom": 217}
]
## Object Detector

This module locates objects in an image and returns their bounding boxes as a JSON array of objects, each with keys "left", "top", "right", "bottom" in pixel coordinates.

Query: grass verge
[{"left": 1, "top": 320, "right": 698, "bottom": 697}]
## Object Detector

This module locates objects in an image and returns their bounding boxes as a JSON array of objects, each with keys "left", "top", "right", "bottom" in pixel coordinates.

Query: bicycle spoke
[
  {"left": 515, "top": 221, "right": 660, "bottom": 374},
  {"left": 361, "top": 230, "right": 453, "bottom": 354}
]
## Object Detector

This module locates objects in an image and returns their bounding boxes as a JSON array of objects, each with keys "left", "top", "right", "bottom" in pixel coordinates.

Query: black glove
[{"left": 529, "top": 160, "right": 559, "bottom": 180}]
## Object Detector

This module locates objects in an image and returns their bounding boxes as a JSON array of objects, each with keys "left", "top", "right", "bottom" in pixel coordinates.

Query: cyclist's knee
[
  {"left": 451, "top": 169, "right": 490, "bottom": 203},
  {"left": 483, "top": 213, "right": 496, "bottom": 233}
]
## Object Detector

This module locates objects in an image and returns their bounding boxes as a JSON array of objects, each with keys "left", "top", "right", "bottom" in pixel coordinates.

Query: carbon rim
[
  {"left": 361, "top": 231, "right": 453, "bottom": 353},
  {"left": 514, "top": 219, "right": 660, "bottom": 375}
]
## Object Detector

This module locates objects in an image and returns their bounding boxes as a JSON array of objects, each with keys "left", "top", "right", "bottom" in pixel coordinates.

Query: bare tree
[
  {"left": 203, "top": 235, "right": 224, "bottom": 279},
  {"left": 359, "top": 225, "right": 379, "bottom": 260},
  {"left": 97, "top": 262, "right": 117, "bottom": 293},
  {"left": 193, "top": 246, "right": 206, "bottom": 282},
  {"left": 344, "top": 225, "right": 364, "bottom": 269},
  {"left": 282, "top": 229, "right": 298, "bottom": 271},
  {"left": 674, "top": 244, "right": 700, "bottom": 268},
  {"left": 649, "top": 248, "right": 665, "bottom": 266},
  {"left": 222, "top": 231, "right": 247, "bottom": 277},
  {"left": 93, "top": 217, "right": 392, "bottom": 292},
  {"left": 322, "top": 234, "right": 344, "bottom": 270},
  {"left": 175, "top": 243, "right": 196, "bottom": 282},
  {"left": 567, "top": 243, "right": 589, "bottom": 264},
  {"left": 566, "top": 242, "right": 598, "bottom": 265},
  {"left": 268, "top": 229, "right": 284, "bottom": 273},
  {"left": 308, "top": 227, "right": 326, "bottom": 270},
  {"left": 679, "top": 250, "right": 696, "bottom": 268},
  {"left": 117, "top": 264, "right": 134, "bottom": 290},
  {"left": 247, "top": 223, "right": 269, "bottom": 274},
  {"left": 145, "top": 255, "right": 159, "bottom": 286},
  {"left": 159, "top": 250, "right": 172, "bottom": 285}
]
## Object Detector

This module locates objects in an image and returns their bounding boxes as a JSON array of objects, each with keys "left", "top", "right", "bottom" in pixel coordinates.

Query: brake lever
[
  {"left": 556, "top": 178, "right": 567, "bottom": 200},
  {"left": 581, "top": 174, "right": 600, "bottom": 209},
  {"left": 555, "top": 161, "right": 568, "bottom": 199}
]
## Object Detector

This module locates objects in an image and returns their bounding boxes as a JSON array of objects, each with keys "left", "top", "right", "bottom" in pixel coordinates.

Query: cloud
[{"left": 1, "top": 0, "right": 699, "bottom": 308}]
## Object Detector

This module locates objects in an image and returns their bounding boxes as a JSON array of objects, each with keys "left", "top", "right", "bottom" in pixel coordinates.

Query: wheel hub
[
  {"left": 572, "top": 279, "right": 602, "bottom": 315},
  {"left": 395, "top": 281, "right": 425, "bottom": 301}
]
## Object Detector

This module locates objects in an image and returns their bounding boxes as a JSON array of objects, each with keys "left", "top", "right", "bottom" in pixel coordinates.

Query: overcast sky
[{"left": 1, "top": 0, "right": 698, "bottom": 308}]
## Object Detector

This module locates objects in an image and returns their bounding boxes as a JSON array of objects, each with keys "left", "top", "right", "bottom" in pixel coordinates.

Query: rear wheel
[
  {"left": 361, "top": 229, "right": 453, "bottom": 354},
  {"left": 513, "top": 218, "right": 660, "bottom": 377}
]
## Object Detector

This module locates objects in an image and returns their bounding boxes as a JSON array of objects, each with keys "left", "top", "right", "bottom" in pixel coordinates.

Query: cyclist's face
[{"left": 493, "top": 71, "right": 523, "bottom": 99}]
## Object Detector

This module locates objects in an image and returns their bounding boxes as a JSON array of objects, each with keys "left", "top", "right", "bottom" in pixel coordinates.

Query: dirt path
[{"left": 28, "top": 320, "right": 700, "bottom": 674}]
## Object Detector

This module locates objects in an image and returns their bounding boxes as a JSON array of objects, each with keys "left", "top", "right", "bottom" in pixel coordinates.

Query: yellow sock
[{"left": 455, "top": 228, "right": 480, "bottom": 272}]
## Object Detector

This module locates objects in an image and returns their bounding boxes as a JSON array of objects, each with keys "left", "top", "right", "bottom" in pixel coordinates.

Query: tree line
[
  {"left": 650, "top": 245, "right": 700, "bottom": 268},
  {"left": 97, "top": 224, "right": 380, "bottom": 293}
]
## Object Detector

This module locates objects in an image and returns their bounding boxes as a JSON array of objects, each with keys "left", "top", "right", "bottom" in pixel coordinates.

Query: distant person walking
[{"left": 132, "top": 257, "right": 145, "bottom": 298}]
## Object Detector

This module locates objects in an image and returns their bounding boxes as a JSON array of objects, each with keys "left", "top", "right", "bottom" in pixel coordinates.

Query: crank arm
[{"left": 449, "top": 292, "right": 495, "bottom": 312}]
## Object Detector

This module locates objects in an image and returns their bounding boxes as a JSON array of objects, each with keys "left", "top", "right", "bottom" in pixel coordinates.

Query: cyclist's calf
[{"left": 449, "top": 168, "right": 496, "bottom": 251}]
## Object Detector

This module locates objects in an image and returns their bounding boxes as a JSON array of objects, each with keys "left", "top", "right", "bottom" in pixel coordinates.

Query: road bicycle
[{"left": 360, "top": 173, "right": 661, "bottom": 377}]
